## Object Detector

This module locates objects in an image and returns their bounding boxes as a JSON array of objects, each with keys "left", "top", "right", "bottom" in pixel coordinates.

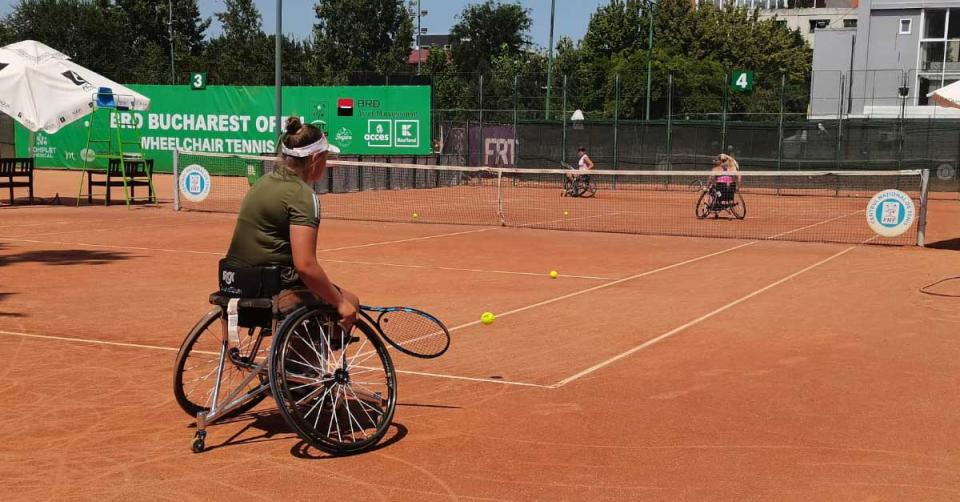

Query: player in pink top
[{"left": 708, "top": 154, "right": 741, "bottom": 203}]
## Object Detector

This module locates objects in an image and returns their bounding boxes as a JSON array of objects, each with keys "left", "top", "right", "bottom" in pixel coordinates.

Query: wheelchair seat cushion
[{"left": 218, "top": 259, "right": 282, "bottom": 298}]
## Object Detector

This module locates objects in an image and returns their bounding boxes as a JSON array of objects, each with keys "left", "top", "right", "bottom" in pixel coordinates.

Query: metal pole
[
  {"left": 645, "top": 0, "right": 654, "bottom": 121},
  {"left": 917, "top": 168, "right": 930, "bottom": 246},
  {"left": 898, "top": 72, "right": 906, "bottom": 169},
  {"left": 836, "top": 73, "right": 844, "bottom": 170},
  {"left": 275, "top": 0, "right": 283, "bottom": 139},
  {"left": 479, "top": 74, "right": 484, "bottom": 166},
  {"left": 169, "top": 0, "right": 175, "bottom": 84},
  {"left": 666, "top": 73, "right": 673, "bottom": 167},
  {"left": 546, "top": 0, "right": 556, "bottom": 120},
  {"left": 613, "top": 73, "right": 620, "bottom": 170},
  {"left": 416, "top": 0, "right": 422, "bottom": 75},
  {"left": 721, "top": 71, "right": 728, "bottom": 154},
  {"left": 561, "top": 74, "right": 567, "bottom": 164},
  {"left": 513, "top": 74, "right": 519, "bottom": 166},
  {"left": 777, "top": 72, "right": 785, "bottom": 172}
]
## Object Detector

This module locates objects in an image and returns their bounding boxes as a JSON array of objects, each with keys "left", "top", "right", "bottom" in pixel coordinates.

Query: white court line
[
  {"left": 0, "top": 330, "right": 181, "bottom": 352},
  {"left": 317, "top": 227, "right": 495, "bottom": 252},
  {"left": 0, "top": 230, "right": 609, "bottom": 280},
  {"left": 553, "top": 244, "right": 859, "bottom": 387},
  {"left": 318, "top": 257, "right": 613, "bottom": 281},
  {"left": 0, "top": 329, "right": 549, "bottom": 388},
  {"left": 444, "top": 239, "right": 759, "bottom": 334},
  {"left": 391, "top": 369, "right": 553, "bottom": 388},
  {"left": 0, "top": 237, "right": 222, "bottom": 256},
  {"left": 514, "top": 210, "right": 628, "bottom": 229},
  {"left": 0, "top": 226, "right": 495, "bottom": 258}
]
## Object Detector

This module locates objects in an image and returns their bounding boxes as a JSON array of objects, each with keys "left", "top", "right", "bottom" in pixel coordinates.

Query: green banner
[{"left": 16, "top": 85, "right": 432, "bottom": 172}]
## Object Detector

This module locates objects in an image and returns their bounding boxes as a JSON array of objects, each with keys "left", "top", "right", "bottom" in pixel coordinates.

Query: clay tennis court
[{"left": 2, "top": 170, "right": 959, "bottom": 499}]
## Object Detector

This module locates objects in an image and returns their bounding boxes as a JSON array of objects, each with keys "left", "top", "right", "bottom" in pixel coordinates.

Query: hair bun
[{"left": 285, "top": 116, "right": 303, "bottom": 135}]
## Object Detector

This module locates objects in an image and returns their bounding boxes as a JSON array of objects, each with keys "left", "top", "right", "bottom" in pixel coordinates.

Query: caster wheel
[{"left": 192, "top": 431, "right": 206, "bottom": 453}]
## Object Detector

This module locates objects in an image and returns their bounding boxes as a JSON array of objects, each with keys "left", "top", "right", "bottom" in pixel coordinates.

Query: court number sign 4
[
  {"left": 731, "top": 70, "right": 753, "bottom": 93},
  {"left": 190, "top": 72, "right": 207, "bottom": 90}
]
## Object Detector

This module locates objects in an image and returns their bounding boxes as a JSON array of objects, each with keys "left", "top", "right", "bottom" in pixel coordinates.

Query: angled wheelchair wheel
[
  {"left": 269, "top": 307, "right": 397, "bottom": 455},
  {"left": 695, "top": 191, "right": 714, "bottom": 219},
  {"left": 730, "top": 192, "right": 746, "bottom": 220},
  {"left": 562, "top": 177, "right": 578, "bottom": 197},
  {"left": 173, "top": 306, "right": 270, "bottom": 417},
  {"left": 579, "top": 177, "right": 597, "bottom": 198}
]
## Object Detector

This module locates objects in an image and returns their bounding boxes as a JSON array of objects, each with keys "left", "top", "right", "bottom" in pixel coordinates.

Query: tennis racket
[{"left": 359, "top": 305, "right": 450, "bottom": 359}]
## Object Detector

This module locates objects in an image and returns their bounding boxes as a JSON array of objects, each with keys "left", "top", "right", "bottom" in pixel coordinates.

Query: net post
[
  {"left": 917, "top": 168, "right": 930, "bottom": 247},
  {"left": 172, "top": 149, "right": 180, "bottom": 211},
  {"left": 496, "top": 169, "right": 505, "bottom": 226},
  {"left": 386, "top": 156, "right": 393, "bottom": 190}
]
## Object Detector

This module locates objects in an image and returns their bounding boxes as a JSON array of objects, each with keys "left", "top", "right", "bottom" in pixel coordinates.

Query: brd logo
[{"left": 866, "top": 189, "right": 915, "bottom": 238}]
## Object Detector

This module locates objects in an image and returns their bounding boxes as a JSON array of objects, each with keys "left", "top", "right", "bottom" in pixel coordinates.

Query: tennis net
[{"left": 173, "top": 151, "right": 930, "bottom": 246}]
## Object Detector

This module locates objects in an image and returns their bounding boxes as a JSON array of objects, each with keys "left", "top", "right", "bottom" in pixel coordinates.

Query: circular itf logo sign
[
  {"left": 866, "top": 189, "right": 916, "bottom": 237},
  {"left": 179, "top": 164, "right": 211, "bottom": 203}
]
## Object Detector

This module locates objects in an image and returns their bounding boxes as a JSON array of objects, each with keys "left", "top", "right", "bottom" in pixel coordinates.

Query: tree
[
  {"left": 563, "top": 0, "right": 811, "bottom": 118},
  {"left": 450, "top": 1, "right": 532, "bottom": 75},
  {"left": 312, "top": 0, "right": 414, "bottom": 82},
  {"left": 117, "top": 0, "right": 211, "bottom": 83},
  {"left": 206, "top": 0, "right": 271, "bottom": 84},
  {"left": 2, "top": 0, "right": 132, "bottom": 81}
]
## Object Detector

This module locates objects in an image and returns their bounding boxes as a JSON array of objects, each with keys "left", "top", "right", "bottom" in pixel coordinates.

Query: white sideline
[{"left": 552, "top": 244, "right": 858, "bottom": 387}]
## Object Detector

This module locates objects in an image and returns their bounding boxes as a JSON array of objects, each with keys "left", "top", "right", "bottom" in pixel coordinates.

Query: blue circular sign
[
  {"left": 866, "top": 189, "right": 915, "bottom": 237},
  {"left": 179, "top": 164, "right": 211, "bottom": 203}
]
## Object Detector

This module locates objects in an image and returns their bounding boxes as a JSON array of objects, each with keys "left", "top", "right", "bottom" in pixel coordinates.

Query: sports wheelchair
[
  {"left": 172, "top": 261, "right": 397, "bottom": 454},
  {"left": 695, "top": 181, "right": 746, "bottom": 220},
  {"left": 561, "top": 163, "right": 596, "bottom": 198}
]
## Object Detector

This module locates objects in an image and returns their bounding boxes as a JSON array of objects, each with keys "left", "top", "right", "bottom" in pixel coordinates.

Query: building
[
  {"left": 697, "top": 0, "right": 859, "bottom": 48},
  {"left": 408, "top": 34, "right": 452, "bottom": 66},
  {"left": 810, "top": 0, "right": 960, "bottom": 118}
]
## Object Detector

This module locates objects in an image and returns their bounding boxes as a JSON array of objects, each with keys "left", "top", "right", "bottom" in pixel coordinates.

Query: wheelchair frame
[
  {"left": 562, "top": 173, "right": 597, "bottom": 198},
  {"left": 695, "top": 183, "right": 746, "bottom": 220},
  {"left": 173, "top": 293, "right": 397, "bottom": 455}
]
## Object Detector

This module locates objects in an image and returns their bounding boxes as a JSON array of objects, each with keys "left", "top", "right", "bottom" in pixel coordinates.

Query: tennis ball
[
  {"left": 563, "top": 210, "right": 569, "bottom": 216},
  {"left": 412, "top": 212, "right": 419, "bottom": 219},
  {"left": 480, "top": 312, "right": 495, "bottom": 325},
  {"left": 549, "top": 270, "right": 558, "bottom": 279}
]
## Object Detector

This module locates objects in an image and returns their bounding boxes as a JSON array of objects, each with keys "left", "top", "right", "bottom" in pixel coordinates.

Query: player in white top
[{"left": 577, "top": 146, "right": 594, "bottom": 170}]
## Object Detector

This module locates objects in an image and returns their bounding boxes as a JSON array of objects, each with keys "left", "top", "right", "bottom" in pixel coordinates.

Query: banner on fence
[{"left": 16, "top": 84, "right": 432, "bottom": 171}]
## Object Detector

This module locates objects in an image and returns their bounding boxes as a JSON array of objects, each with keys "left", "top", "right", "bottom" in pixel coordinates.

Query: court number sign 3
[
  {"left": 190, "top": 72, "right": 207, "bottom": 90},
  {"left": 731, "top": 70, "right": 753, "bottom": 93}
]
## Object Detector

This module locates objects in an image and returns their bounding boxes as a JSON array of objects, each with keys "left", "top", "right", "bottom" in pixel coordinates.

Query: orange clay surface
[{"left": 1, "top": 170, "right": 959, "bottom": 500}]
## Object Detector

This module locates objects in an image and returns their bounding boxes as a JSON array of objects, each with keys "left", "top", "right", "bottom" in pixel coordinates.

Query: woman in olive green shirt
[{"left": 224, "top": 116, "right": 358, "bottom": 327}]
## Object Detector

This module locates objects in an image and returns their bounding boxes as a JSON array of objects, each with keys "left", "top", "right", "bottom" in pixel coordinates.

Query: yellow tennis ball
[
  {"left": 563, "top": 210, "right": 569, "bottom": 216},
  {"left": 480, "top": 312, "right": 495, "bottom": 325},
  {"left": 549, "top": 270, "right": 558, "bottom": 279},
  {"left": 412, "top": 212, "right": 419, "bottom": 219}
]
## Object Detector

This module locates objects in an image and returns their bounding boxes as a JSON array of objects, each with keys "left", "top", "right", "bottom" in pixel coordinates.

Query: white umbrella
[
  {"left": 0, "top": 40, "right": 149, "bottom": 133},
  {"left": 928, "top": 79, "right": 960, "bottom": 109}
]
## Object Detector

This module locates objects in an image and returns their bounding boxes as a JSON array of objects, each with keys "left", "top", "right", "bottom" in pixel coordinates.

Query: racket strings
[{"left": 378, "top": 310, "right": 448, "bottom": 357}]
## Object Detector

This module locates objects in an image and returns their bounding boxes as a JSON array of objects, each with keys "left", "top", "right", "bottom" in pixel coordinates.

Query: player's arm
[{"left": 291, "top": 225, "right": 357, "bottom": 327}]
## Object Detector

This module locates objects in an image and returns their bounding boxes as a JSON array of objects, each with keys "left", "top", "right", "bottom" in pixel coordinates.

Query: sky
[{"left": 0, "top": 0, "right": 607, "bottom": 50}]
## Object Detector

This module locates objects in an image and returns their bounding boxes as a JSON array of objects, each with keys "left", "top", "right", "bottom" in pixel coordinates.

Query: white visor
[{"left": 280, "top": 136, "right": 340, "bottom": 157}]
